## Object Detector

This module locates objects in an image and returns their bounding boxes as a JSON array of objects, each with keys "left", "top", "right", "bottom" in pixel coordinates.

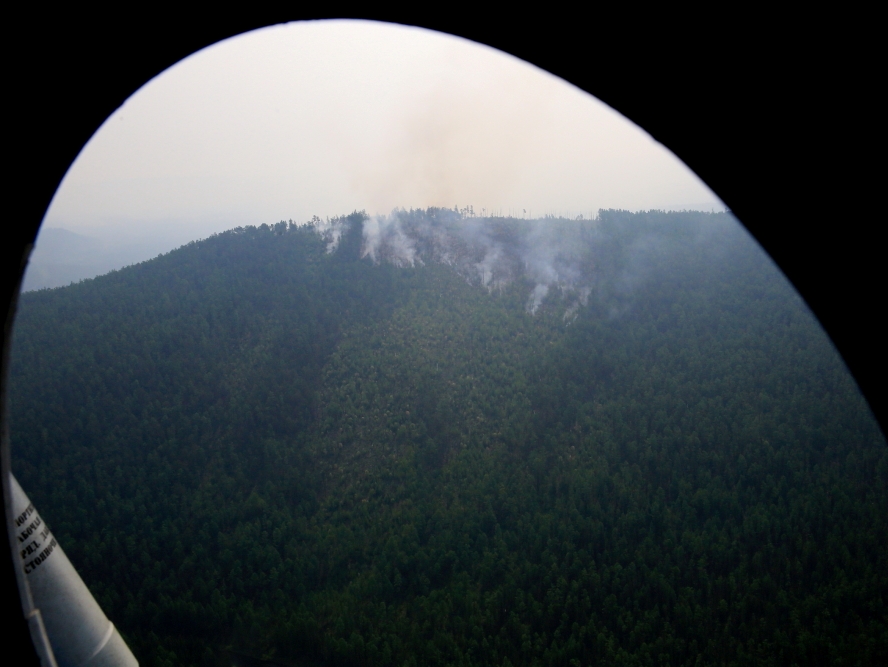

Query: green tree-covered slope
[{"left": 10, "top": 210, "right": 887, "bottom": 666}]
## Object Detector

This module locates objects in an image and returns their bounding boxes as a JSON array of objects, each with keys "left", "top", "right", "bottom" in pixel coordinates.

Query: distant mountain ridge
[
  {"left": 22, "top": 222, "right": 223, "bottom": 291},
  {"left": 21, "top": 227, "right": 108, "bottom": 290}
]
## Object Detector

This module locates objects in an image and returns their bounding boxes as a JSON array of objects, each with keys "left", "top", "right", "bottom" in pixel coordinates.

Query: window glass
[{"left": 12, "top": 20, "right": 885, "bottom": 667}]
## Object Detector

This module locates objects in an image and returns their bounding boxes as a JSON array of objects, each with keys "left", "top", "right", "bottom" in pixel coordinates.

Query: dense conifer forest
[{"left": 10, "top": 210, "right": 887, "bottom": 666}]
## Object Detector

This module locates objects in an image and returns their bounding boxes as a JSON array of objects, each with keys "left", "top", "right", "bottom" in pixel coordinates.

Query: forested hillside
[{"left": 10, "top": 210, "right": 887, "bottom": 666}]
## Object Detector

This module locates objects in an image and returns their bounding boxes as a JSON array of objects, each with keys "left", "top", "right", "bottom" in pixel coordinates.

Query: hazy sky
[{"left": 40, "top": 19, "right": 722, "bottom": 247}]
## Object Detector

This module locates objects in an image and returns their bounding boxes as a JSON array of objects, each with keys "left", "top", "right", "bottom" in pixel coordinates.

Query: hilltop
[{"left": 10, "top": 210, "right": 887, "bottom": 667}]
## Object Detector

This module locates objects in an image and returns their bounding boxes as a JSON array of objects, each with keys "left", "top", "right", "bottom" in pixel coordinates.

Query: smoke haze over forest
[
  {"left": 320, "top": 208, "right": 741, "bottom": 318},
  {"left": 26, "top": 20, "right": 723, "bottom": 290}
]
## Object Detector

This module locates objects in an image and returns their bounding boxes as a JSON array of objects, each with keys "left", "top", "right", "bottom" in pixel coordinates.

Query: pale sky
[{"left": 31, "top": 19, "right": 724, "bottom": 287}]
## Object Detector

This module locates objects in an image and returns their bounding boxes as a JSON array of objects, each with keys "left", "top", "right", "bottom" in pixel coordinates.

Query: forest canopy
[{"left": 10, "top": 209, "right": 887, "bottom": 666}]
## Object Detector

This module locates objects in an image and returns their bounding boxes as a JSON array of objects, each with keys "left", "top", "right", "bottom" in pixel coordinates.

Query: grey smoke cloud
[
  {"left": 320, "top": 208, "right": 741, "bottom": 321},
  {"left": 325, "top": 209, "right": 600, "bottom": 318},
  {"left": 367, "top": 210, "right": 591, "bottom": 284}
]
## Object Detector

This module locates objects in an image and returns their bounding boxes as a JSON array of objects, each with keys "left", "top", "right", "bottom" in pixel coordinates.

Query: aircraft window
[{"left": 9, "top": 19, "right": 886, "bottom": 667}]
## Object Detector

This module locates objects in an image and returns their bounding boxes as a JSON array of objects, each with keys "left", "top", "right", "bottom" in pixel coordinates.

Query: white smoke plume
[
  {"left": 355, "top": 207, "right": 600, "bottom": 317},
  {"left": 526, "top": 284, "right": 550, "bottom": 314},
  {"left": 312, "top": 207, "right": 738, "bottom": 320},
  {"left": 313, "top": 215, "right": 347, "bottom": 254}
]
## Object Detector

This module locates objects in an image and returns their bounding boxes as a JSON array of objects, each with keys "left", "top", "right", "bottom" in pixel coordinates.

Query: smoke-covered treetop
[{"left": 318, "top": 207, "right": 738, "bottom": 315}]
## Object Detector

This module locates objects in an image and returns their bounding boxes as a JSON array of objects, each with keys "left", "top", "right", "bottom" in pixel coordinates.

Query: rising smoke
[{"left": 318, "top": 207, "right": 737, "bottom": 319}]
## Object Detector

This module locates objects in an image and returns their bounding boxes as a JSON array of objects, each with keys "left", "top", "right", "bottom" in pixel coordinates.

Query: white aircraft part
[{"left": 10, "top": 474, "right": 138, "bottom": 667}]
